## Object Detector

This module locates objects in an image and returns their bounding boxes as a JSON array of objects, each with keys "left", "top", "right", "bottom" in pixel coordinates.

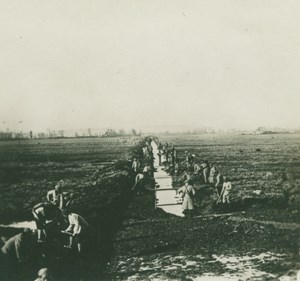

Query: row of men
[
  {"left": 133, "top": 141, "right": 232, "bottom": 205},
  {"left": 181, "top": 152, "right": 232, "bottom": 204}
]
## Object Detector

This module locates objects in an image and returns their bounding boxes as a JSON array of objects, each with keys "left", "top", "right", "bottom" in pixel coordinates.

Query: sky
[{"left": 0, "top": 0, "right": 299, "bottom": 133}]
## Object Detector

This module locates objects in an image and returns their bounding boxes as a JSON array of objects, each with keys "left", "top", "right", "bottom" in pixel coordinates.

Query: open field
[
  {"left": 0, "top": 134, "right": 299, "bottom": 280},
  {"left": 106, "top": 133, "right": 300, "bottom": 280},
  {"left": 0, "top": 137, "right": 136, "bottom": 223},
  {"left": 0, "top": 137, "right": 140, "bottom": 280},
  {"left": 158, "top": 133, "right": 300, "bottom": 221}
]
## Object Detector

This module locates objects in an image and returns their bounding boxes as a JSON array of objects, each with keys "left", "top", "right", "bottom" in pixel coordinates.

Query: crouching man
[
  {"left": 62, "top": 212, "right": 89, "bottom": 253},
  {"left": 1, "top": 229, "right": 35, "bottom": 280}
]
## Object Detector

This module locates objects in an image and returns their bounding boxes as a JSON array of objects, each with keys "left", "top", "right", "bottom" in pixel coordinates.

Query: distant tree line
[{"left": 0, "top": 128, "right": 142, "bottom": 140}]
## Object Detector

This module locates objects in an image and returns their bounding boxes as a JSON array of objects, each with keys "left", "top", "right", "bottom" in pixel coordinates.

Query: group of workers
[
  {"left": 131, "top": 139, "right": 233, "bottom": 218},
  {"left": 131, "top": 140, "right": 155, "bottom": 195},
  {"left": 1, "top": 180, "right": 89, "bottom": 281},
  {"left": 180, "top": 151, "right": 232, "bottom": 204},
  {"left": 1, "top": 137, "right": 233, "bottom": 279},
  {"left": 32, "top": 180, "right": 88, "bottom": 251}
]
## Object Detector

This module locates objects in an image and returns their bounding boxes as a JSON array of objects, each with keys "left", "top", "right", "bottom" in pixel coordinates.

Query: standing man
[
  {"left": 209, "top": 164, "right": 217, "bottom": 185},
  {"left": 169, "top": 144, "right": 176, "bottom": 166},
  {"left": 201, "top": 161, "right": 210, "bottom": 184},
  {"left": 47, "top": 180, "right": 65, "bottom": 209},
  {"left": 157, "top": 149, "right": 162, "bottom": 166},
  {"left": 215, "top": 170, "right": 224, "bottom": 196},
  {"left": 220, "top": 177, "right": 232, "bottom": 204},
  {"left": 131, "top": 158, "right": 140, "bottom": 174},
  {"left": 177, "top": 180, "right": 196, "bottom": 219}
]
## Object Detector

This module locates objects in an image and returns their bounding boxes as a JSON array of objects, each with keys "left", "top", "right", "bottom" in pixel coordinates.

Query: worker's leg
[
  {"left": 76, "top": 234, "right": 84, "bottom": 253},
  {"left": 77, "top": 242, "right": 81, "bottom": 253},
  {"left": 64, "top": 235, "right": 74, "bottom": 248},
  {"left": 203, "top": 170, "right": 207, "bottom": 183},
  {"left": 35, "top": 219, "right": 46, "bottom": 242}
]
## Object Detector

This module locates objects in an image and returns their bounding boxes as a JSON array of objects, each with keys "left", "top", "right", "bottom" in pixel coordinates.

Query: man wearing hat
[{"left": 177, "top": 180, "right": 196, "bottom": 219}]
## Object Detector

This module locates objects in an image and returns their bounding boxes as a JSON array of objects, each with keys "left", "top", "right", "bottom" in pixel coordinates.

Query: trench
[
  {"left": 152, "top": 141, "right": 184, "bottom": 217},
  {"left": 0, "top": 144, "right": 141, "bottom": 280}
]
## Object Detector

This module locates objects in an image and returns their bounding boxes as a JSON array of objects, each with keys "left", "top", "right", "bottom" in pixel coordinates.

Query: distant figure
[
  {"left": 184, "top": 152, "right": 192, "bottom": 169},
  {"left": 47, "top": 180, "right": 65, "bottom": 209},
  {"left": 161, "top": 146, "right": 167, "bottom": 164},
  {"left": 131, "top": 158, "right": 140, "bottom": 173},
  {"left": 177, "top": 180, "right": 196, "bottom": 219},
  {"left": 32, "top": 202, "right": 62, "bottom": 242},
  {"left": 201, "top": 161, "right": 210, "bottom": 184},
  {"left": 157, "top": 142, "right": 163, "bottom": 151},
  {"left": 193, "top": 163, "right": 202, "bottom": 177},
  {"left": 215, "top": 170, "right": 224, "bottom": 196},
  {"left": 209, "top": 164, "right": 216, "bottom": 184},
  {"left": 143, "top": 163, "right": 152, "bottom": 178},
  {"left": 174, "top": 159, "right": 180, "bottom": 176},
  {"left": 142, "top": 146, "right": 148, "bottom": 157},
  {"left": 34, "top": 268, "right": 55, "bottom": 281},
  {"left": 157, "top": 149, "right": 162, "bottom": 166},
  {"left": 62, "top": 212, "right": 89, "bottom": 253},
  {"left": 170, "top": 144, "right": 176, "bottom": 166},
  {"left": 182, "top": 171, "right": 192, "bottom": 183},
  {"left": 219, "top": 177, "right": 232, "bottom": 204},
  {"left": 132, "top": 173, "right": 145, "bottom": 195},
  {"left": 146, "top": 142, "right": 153, "bottom": 155}
]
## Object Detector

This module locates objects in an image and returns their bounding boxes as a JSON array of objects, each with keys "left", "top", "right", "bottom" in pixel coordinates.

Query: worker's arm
[
  {"left": 191, "top": 187, "right": 196, "bottom": 196},
  {"left": 65, "top": 216, "right": 74, "bottom": 232},
  {"left": 15, "top": 237, "right": 22, "bottom": 262},
  {"left": 46, "top": 191, "right": 51, "bottom": 202},
  {"left": 32, "top": 202, "right": 44, "bottom": 212},
  {"left": 59, "top": 193, "right": 64, "bottom": 209},
  {"left": 65, "top": 224, "right": 73, "bottom": 233}
]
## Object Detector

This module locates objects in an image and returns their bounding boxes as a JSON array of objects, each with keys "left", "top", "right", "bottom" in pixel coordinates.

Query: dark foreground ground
[
  {"left": 0, "top": 134, "right": 299, "bottom": 280},
  {"left": 105, "top": 134, "right": 300, "bottom": 281},
  {"left": 105, "top": 192, "right": 299, "bottom": 280}
]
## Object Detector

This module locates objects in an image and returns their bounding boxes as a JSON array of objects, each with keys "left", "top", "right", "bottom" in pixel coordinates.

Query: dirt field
[
  {"left": 0, "top": 137, "right": 135, "bottom": 223},
  {"left": 106, "top": 133, "right": 300, "bottom": 281},
  {"left": 0, "top": 134, "right": 299, "bottom": 280},
  {"left": 0, "top": 137, "right": 139, "bottom": 280},
  {"left": 158, "top": 133, "right": 300, "bottom": 221}
]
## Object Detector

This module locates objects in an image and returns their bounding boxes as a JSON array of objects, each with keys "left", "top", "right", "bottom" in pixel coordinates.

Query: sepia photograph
[{"left": 0, "top": 0, "right": 299, "bottom": 280}]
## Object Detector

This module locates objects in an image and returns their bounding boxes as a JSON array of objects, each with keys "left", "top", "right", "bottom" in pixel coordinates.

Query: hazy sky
[{"left": 1, "top": 0, "right": 299, "bottom": 132}]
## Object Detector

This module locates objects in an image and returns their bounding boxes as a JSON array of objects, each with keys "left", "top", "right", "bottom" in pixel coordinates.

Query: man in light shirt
[
  {"left": 62, "top": 212, "right": 89, "bottom": 253},
  {"left": 131, "top": 158, "right": 140, "bottom": 174},
  {"left": 177, "top": 180, "right": 196, "bottom": 219},
  {"left": 47, "top": 180, "right": 65, "bottom": 209},
  {"left": 220, "top": 177, "right": 232, "bottom": 204}
]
